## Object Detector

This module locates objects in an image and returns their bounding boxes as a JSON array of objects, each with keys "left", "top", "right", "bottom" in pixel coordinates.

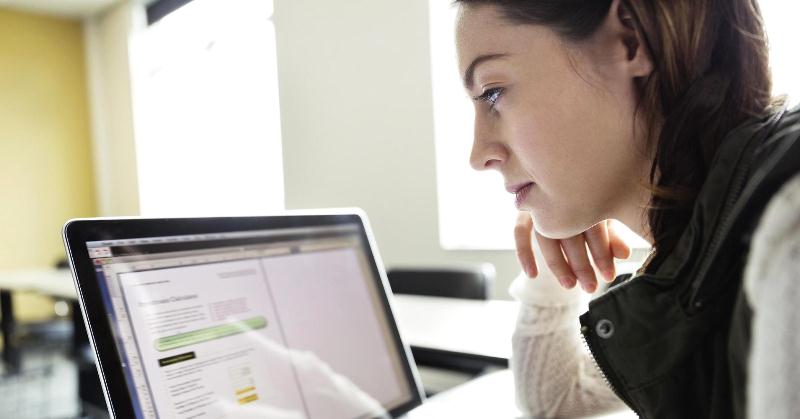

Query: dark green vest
[{"left": 579, "top": 106, "right": 800, "bottom": 419}]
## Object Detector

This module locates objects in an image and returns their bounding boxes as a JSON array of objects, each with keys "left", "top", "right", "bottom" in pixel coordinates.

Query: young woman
[{"left": 454, "top": 0, "right": 800, "bottom": 418}]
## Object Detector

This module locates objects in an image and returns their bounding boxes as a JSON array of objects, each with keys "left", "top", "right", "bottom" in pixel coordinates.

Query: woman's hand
[{"left": 515, "top": 212, "right": 631, "bottom": 293}]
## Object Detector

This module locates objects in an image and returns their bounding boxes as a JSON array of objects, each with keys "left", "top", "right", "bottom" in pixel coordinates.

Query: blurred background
[{"left": 0, "top": 0, "right": 797, "bottom": 417}]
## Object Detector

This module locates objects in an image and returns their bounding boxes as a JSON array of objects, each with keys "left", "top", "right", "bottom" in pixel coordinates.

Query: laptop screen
[{"left": 83, "top": 222, "right": 411, "bottom": 419}]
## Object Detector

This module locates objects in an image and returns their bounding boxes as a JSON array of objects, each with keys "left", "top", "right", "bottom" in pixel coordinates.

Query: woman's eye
[{"left": 473, "top": 87, "right": 505, "bottom": 110}]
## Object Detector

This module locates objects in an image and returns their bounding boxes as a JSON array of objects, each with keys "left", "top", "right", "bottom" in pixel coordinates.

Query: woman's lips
[{"left": 514, "top": 182, "right": 535, "bottom": 209}]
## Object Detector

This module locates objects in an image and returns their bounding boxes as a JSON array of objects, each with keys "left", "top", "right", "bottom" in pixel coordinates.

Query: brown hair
[{"left": 455, "top": 0, "right": 776, "bottom": 261}]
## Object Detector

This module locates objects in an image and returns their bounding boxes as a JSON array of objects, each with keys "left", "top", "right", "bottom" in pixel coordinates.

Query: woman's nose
[{"left": 469, "top": 129, "right": 507, "bottom": 171}]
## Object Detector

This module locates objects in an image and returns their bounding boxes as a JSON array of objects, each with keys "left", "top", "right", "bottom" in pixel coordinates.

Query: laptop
[{"left": 63, "top": 209, "right": 426, "bottom": 419}]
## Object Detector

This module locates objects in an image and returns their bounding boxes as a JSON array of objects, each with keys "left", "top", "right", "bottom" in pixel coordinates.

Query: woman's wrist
[{"left": 508, "top": 270, "right": 583, "bottom": 307}]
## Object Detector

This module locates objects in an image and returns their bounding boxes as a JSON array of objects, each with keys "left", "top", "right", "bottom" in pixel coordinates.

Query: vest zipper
[
  {"left": 690, "top": 110, "right": 789, "bottom": 307},
  {"left": 579, "top": 321, "right": 637, "bottom": 412},
  {"left": 688, "top": 154, "right": 752, "bottom": 307}
]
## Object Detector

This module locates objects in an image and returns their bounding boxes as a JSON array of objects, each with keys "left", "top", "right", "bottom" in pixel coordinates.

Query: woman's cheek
[{"left": 508, "top": 122, "right": 543, "bottom": 164}]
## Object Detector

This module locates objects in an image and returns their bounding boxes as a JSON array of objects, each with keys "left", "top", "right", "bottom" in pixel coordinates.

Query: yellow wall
[{"left": 0, "top": 8, "right": 96, "bottom": 270}]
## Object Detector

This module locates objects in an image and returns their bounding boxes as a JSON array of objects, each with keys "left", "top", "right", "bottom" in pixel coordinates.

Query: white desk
[
  {"left": 0, "top": 268, "right": 77, "bottom": 300},
  {"left": 391, "top": 294, "right": 518, "bottom": 365},
  {"left": 406, "top": 369, "right": 637, "bottom": 419}
]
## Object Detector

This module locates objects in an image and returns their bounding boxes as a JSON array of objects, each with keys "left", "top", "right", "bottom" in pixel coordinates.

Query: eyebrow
[{"left": 463, "top": 53, "right": 509, "bottom": 90}]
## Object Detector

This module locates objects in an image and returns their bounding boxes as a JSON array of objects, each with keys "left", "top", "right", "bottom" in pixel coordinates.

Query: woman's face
[{"left": 456, "top": 4, "right": 653, "bottom": 239}]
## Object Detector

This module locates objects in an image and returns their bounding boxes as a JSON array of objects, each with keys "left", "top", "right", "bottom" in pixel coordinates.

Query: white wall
[
  {"left": 273, "top": 0, "right": 520, "bottom": 299},
  {"left": 84, "top": 0, "right": 140, "bottom": 216}
]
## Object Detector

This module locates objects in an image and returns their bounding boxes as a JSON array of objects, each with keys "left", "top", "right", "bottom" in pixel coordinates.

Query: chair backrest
[{"left": 386, "top": 264, "right": 495, "bottom": 300}]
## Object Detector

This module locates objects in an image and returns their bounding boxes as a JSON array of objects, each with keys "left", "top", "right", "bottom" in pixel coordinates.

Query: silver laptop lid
[{"left": 63, "top": 210, "right": 424, "bottom": 419}]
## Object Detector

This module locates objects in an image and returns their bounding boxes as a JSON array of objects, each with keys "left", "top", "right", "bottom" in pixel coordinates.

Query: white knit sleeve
[
  {"left": 508, "top": 269, "right": 628, "bottom": 418},
  {"left": 744, "top": 174, "right": 800, "bottom": 419}
]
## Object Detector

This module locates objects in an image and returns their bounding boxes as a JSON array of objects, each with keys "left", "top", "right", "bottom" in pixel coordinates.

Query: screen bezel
[{"left": 63, "top": 211, "right": 424, "bottom": 418}]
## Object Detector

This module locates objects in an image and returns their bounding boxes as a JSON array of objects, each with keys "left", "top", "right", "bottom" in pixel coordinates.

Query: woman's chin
[{"left": 532, "top": 216, "right": 589, "bottom": 240}]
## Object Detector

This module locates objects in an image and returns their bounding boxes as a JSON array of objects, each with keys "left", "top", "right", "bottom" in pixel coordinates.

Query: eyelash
[{"left": 473, "top": 87, "right": 505, "bottom": 111}]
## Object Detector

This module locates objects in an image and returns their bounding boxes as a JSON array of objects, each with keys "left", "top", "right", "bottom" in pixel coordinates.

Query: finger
[
  {"left": 584, "top": 221, "right": 616, "bottom": 282},
  {"left": 514, "top": 212, "right": 538, "bottom": 278},
  {"left": 534, "top": 230, "right": 576, "bottom": 289},
  {"left": 607, "top": 220, "right": 632, "bottom": 259},
  {"left": 561, "top": 235, "right": 598, "bottom": 293}
]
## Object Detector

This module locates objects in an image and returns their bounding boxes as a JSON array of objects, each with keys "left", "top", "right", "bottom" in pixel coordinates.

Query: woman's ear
[
  {"left": 614, "top": 0, "right": 653, "bottom": 78},
  {"left": 588, "top": 0, "right": 653, "bottom": 79}
]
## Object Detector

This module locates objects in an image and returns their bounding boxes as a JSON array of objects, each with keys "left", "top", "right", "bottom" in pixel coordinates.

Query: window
[
  {"left": 760, "top": 1, "right": 800, "bottom": 107},
  {"left": 429, "top": 0, "right": 799, "bottom": 250},
  {"left": 131, "top": 0, "right": 284, "bottom": 216}
]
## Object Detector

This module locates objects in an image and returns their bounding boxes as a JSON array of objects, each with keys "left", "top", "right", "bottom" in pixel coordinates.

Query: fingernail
[
  {"left": 581, "top": 281, "right": 597, "bottom": 293},
  {"left": 524, "top": 265, "right": 533, "bottom": 278},
  {"left": 602, "top": 269, "right": 615, "bottom": 282},
  {"left": 559, "top": 276, "right": 575, "bottom": 289}
]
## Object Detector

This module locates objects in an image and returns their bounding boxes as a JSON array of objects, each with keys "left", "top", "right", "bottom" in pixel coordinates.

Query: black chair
[
  {"left": 386, "top": 264, "right": 498, "bottom": 396},
  {"left": 386, "top": 265, "right": 494, "bottom": 300}
]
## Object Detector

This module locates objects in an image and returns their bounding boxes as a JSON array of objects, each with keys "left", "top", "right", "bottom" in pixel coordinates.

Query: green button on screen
[{"left": 154, "top": 316, "right": 268, "bottom": 351}]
